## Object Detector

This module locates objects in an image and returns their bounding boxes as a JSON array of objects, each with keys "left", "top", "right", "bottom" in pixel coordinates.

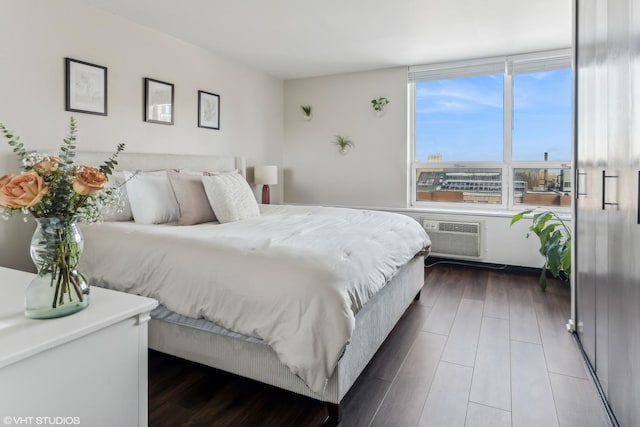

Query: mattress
[{"left": 80, "top": 204, "right": 430, "bottom": 393}]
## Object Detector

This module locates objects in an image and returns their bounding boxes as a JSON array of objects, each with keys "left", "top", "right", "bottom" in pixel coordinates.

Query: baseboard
[
  {"left": 424, "top": 256, "right": 532, "bottom": 274},
  {"left": 424, "top": 256, "right": 568, "bottom": 281},
  {"left": 571, "top": 333, "right": 619, "bottom": 427}
]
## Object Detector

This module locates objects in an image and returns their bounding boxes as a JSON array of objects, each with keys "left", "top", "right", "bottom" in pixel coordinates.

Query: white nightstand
[{"left": 0, "top": 267, "right": 157, "bottom": 427}]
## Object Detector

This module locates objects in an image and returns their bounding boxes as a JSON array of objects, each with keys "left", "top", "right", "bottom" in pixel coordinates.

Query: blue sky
[{"left": 415, "top": 69, "right": 572, "bottom": 162}]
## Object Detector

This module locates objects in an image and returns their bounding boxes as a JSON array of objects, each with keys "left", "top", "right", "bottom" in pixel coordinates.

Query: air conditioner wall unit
[{"left": 421, "top": 217, "right": 483, "bottom": 259}]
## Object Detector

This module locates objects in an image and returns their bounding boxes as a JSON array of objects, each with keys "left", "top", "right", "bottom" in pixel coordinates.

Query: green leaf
[
  {"left": 510, "top": 207, "right": 571, "bottom": 290},
  {"left": 561, "top": 240, "right": 571, "bottom": 276},
  {"left": 539, "top": 267, "right": 548, "bottom": 291},
  {"left": 99, "top": 142, "right": 126, "bottom": 175},
  {"left": 537, "top": 223, "right": 559, "bottom": 251},
  {"left": 1, "top": 123, "right": 28, "bottom": 168},
  {"left": 539, "top": 223, "right": 555, "bottom": 240},
  {"left": 510, "top": 209, "right": 533, "bottom": 225},
  {"left": 532, "top": 212, "right": 552, "bottom": 230},
  {"left": 547, "top": 245, "right": 562, "bottom": 277}
]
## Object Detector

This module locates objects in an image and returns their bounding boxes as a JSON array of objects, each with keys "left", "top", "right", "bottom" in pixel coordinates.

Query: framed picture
[
  {"left": 198, "top": 90, "right": 220, "bottom": 130},
  {"left": 144, "top": 78, "right": 174, "bottom": 125},
  {"left": 65, "top": 58, "right": 107, "bottom": 116}
]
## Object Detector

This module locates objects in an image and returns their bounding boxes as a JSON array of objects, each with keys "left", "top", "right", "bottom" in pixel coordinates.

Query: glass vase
[{"left": 25, "top": 217, "right": 90, "bottom": 319}]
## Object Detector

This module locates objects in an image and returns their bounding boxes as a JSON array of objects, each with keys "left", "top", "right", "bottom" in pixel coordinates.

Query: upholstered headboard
[{"left": 73, "top": 151, "right": 246, "bottom": 177}]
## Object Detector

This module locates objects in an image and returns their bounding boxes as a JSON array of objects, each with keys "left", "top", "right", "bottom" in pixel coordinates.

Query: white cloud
[{"left": 415, "top": 80, "right": 502, "bottom": 114}]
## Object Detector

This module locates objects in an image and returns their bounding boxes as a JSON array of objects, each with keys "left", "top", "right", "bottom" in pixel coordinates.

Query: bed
[{"left": 75, "top": 152, "right": 430, "bottom": 422}]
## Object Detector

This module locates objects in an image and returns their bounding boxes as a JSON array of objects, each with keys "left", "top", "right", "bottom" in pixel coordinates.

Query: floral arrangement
[
  {"left": 0, "top": 117, "right": 124, "bottom": 318},
  {"left": 371, "top": 97, "right": 390, "bottom": 112},
  {"left": 0, "top": 117, "right": 124, "bottom": 222}
]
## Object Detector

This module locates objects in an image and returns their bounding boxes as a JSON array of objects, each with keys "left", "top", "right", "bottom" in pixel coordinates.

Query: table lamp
[{"left": 254, "top": 165, "right": 277, "bottom": 204}]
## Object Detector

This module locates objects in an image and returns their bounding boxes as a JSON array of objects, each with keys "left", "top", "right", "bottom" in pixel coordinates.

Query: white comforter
[{"left": 80, "top": 205, "right": 430, "bottom": 394}]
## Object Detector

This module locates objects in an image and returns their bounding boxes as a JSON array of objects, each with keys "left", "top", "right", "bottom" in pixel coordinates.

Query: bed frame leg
[
  {"left": 326, "top": 402, "right": 342, "bottom": 424},
  {"left": 414, "top": 290, "right": 421, "bottom": 301}
]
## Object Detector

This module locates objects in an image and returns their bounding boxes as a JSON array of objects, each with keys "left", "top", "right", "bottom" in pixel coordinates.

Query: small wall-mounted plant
[
  {"left": 371, "top": 97, "right": 390, "bottom": 116},
  {"left": 300, "top": 105, "right": 312, "bottom": 121},
  {"left": 333, "top": 135, "right": 354, "bottom": 155}
]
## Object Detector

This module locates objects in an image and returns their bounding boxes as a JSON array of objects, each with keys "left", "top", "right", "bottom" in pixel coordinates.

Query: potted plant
[
  {"left": 300, "top": 105, "right": 312, "bottom": 121},
  {"left": 332, "top": 135, "right": 354, "bottom": 154},
  {"left": 511, "top": 208, "right": 571, "bottom": 290},
  {"left": 371, "top": 97, "right": 390, "bottom": 116}
]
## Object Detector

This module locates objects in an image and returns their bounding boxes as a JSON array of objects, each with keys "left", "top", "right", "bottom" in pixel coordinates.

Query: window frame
[{"left": 409, "top": 49, "right": 572, "bottom": 212}]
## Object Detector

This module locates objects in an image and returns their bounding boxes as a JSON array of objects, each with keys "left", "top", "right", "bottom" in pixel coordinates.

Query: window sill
[
  {"left": 403, "top": 204, "right": 572, "bottom": 221},
  {"left": 283, "top": 202, "right": 572, "bottom": 221}
]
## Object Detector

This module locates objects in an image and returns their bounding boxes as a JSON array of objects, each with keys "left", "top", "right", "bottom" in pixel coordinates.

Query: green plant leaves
[
  {"left": 333, "top": 135, "right": 354, "bottom": 149},
  {"left": 0, "top": 123, "right": 28, "bottom": 169},
  {"left": 59, "top": 116, "right": 78, "bottom": 171},
  {"left": 511, "top": 207, "right": 571, "bottom": 290},
  {"left": 539, "top": 266, "right": 548, "bottom": 290},
  {"left": 99, "top": 142, "right": 125, "bottom": 175},
  {"left": 510, "top": 209, "right": 533, "bottom": 225},
  {"left": 545, "top": 232, "right": 564, "bottom": 277},
  {"left": 561, "top": 240, "right": 571, "bottom": 276}
]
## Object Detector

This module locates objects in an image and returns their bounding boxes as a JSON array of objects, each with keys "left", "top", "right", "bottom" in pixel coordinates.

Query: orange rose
[
  {"left": 73, "top": 166, "right": 107, "bottom": 196},
  {"left": 0, "top": 172, "right": 48, "bottom": 208},
  {"left": 0, "top": 174, "right": 12, "bottom": 206},
  {"left": 0, "top": 174, "right": 11, "bottom": 187},
  {"left": 33, "top": 156, "right": 60, "bottom": 173},
  {"left": 34, "top": 156, "right": 60, "bottom": 173}
]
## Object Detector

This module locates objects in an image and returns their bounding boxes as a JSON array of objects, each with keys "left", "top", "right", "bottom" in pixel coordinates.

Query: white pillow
[
  {"left": 102, "top": 171, "right": 133, "bottom": 221},
  {"left": 202, "top": 172, "right": 260, "bottom": 223},
  {"left": 124, "top": 170, "right": 180, "bottom": 224}
]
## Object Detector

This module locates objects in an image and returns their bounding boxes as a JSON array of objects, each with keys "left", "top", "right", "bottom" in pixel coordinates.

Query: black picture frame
[
  {"left": 144, "top": 78, "right": 174, "bottom": 125},
  {"left": 65, "top": 58, "right": 107, "bottom": 116},
  {"left": 198, "top": 90, "right": 220, "bottom": 130}
]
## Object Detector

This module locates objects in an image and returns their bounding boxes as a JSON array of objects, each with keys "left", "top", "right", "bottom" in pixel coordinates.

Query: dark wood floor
[{"left": 149, "top": 264, "right": 608, "bottom": 427}]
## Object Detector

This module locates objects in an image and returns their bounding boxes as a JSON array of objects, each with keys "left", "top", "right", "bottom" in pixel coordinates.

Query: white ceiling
[{"left": 81, "top": 0, "right": 572, "bottom": 80}]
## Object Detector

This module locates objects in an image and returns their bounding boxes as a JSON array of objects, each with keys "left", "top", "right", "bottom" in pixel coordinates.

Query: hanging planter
[
  {"left": 300, "top": 105, "right": 312, "bottom": 121},
  {"left": 332, "top": 135, "right": 354, "bottom": 155},
  {"left": 371, "top": 97, "right": 389, "bottom": 116}
]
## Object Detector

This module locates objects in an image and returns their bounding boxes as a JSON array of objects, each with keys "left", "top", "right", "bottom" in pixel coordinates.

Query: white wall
[
  {"left": 283, "top": 67, "right": 408, "bottom": 207},
  {"left": 283, "top": 67, "right": 553, "bottom": 268},
  {"left": 0, "top": 0, "right": 284, "bottom": 271},
  {"left": 389, "top": 210, "right": 561, "bottom": 268}
]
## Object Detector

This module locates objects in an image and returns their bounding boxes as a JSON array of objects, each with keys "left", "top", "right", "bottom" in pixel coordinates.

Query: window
[
  {"left": 415, "top": 75, "right": 504, "bottom": 162},
  {"left": 410, "top": 50, "right": 572, "bottom": 209},
  {"left": 512, "top": 69, "right": 572, "bottom": 161},
  {"left": 513, "top": 167, "right": 572, "bottom": 206}
]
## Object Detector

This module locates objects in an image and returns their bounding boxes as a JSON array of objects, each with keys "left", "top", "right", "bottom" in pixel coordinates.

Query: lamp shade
[{"left": 254, "top": 165, "right": 278, "bottom": 185}]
